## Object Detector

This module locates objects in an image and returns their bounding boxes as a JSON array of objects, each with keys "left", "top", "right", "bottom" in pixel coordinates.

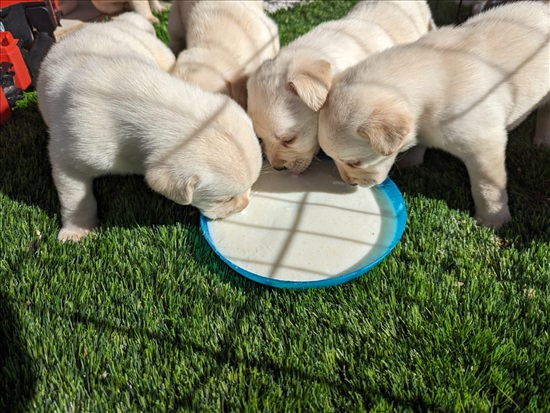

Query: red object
[
  {"left": 0, "top": 32, "right": 31, "bottom": 124},
  {"left": 0, "top": 81, "right": 11, "bottom": 123},
  {"left": 2, "top": 0, "right": 60, "bottom": 14},
  {"left": 0, "top": 31, "right": 31, "bottom": 90},
  {"left": 0, "top": 0, "right": 61, "bottom": 124}
]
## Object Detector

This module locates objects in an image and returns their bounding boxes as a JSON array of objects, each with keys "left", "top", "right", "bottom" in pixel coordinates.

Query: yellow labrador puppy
[
  {"left": 37, "top": 12, "right": 262, "bottom": 242},
  {"left": 247, "top": 0, "right": 435, "bottom": 175},
  {"left": 91, "top": 0, "right": 167, "bottom": 23},
  {"left": 168, "top": 0, "right": 279, "bottom": 109},
  {"left": 318, "top": 1, "right": 550, "bottom": 230}
]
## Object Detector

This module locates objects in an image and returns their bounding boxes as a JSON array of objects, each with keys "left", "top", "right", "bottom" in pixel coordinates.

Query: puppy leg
[
  {"left": 147, "top": 43, "right": 176, "bottom": 72},
  {"left": 58, "top": 0, "right": 78, "bottom": 16},
  {"left": 52, "top": 164, "right": 98, "bottom": 242},
  {"left": 461, "top": 135, "right": 511, "bottom": 230},
  {"left": 396, "top": 145, "right": 426, "bottom": 169},
  {"left": 131, "top": 1, "right": 159, "bottom": 24},
  {"left": 533, "top": 101, "right": 550, "bottom": 147},
  {"left": 229, "top": 74, "right": 250, "bottom": 110},
  {"left": 167, "top": 4, "right": 185, "bottom": 55},
  {"left": 149, "top": 0, "right": 167, "bottom": 13}
]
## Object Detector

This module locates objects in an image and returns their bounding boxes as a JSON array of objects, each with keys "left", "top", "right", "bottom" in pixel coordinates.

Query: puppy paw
[
  {"left": 147, "top": 15, "right": 160, "bottom": 24},
  {"left": 58, "top": 227, "right": 92, "bottom": 242},
  {"left": 150, "top": 1, "right": 168, "bottom": 13},
  {"left": 475, "top": 208, "right": 511, "bottom": 231}
]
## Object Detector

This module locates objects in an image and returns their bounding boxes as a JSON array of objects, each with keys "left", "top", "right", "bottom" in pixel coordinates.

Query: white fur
[
  {"left": 319, "top": 1, "right": 550, "bottom": 229},
  {"left": 91, "top": 0, "right": 167, "bottom": 23},
  {"left": 37, "top": 13, "right": 262, "bottom": 241},
  {"left": 168, "top": 0, "right": 279, "bottom": 108},
  {"left": 247, "top": 0, "right": 435, "bottom": 174}
]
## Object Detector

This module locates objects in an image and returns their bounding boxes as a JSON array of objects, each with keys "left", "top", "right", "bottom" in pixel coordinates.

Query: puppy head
[
  {"left": 247, "top": 56, "right": 332, "bottom": 174},
  {"left": 319, "top": 85, "right": 415, "bottom": 187},
  {"left": 145, "top": 99, "right": 262, "bottom": 219}
]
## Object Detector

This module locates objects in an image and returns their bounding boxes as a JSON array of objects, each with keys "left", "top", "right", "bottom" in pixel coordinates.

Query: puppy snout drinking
[
  {"left": 237, "top": 196, "right": 250, "bottom": 213},
  {"left": 359, "top": 179, "right": 378, "bottom": 188}
]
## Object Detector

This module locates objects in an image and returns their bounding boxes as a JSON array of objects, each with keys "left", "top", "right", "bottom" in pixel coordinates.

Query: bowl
[{"left": 201, "top": 160, "right": 406, "bottom": 289}]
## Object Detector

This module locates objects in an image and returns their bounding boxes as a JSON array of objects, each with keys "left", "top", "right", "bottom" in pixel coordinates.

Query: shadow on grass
[
  {"left": 429, "top": 0, "right": 471, "bottom": 27},
  {"left": 0, "top": 102, "right": 200, "bottom": 234},
  {"left": 65, "top": 286, "right": 347, "bottom": 410},
  {"left": 389, "top": 114, "right": 550, "bottom": 247},
  {"left": 0, "top": 292, "right": 36, "bottom": 412}
]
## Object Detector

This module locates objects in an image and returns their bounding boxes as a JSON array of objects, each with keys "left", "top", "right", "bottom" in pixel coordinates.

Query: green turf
[{"left": 1, "top": 1, "right": 549, "bottom": 411}]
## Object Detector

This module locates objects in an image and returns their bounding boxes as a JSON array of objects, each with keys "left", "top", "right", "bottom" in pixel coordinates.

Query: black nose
[
  {"left": 273, "top": 166, "right": 287, "bottom": 171},
  {"left": 350, "top": 183, "right": 358, "bottom": 186}
]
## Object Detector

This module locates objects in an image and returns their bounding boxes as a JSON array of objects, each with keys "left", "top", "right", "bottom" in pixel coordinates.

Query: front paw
[
  {"left": 58, "top": 227, "right": 92, "bottom": 242},
  {"left": 147, "top": 15, "right": 160, "bottom": 24},
  {"left": 150, "top": 2, "right": 167, "bottom": 13},
  {"left": 475, "top": 208, "right": 511, "bottom": 230}
]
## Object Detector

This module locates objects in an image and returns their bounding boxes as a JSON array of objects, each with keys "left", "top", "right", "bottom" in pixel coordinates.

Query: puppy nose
[{"left": 273, "top": 166, "right": 287, "bottom": 171}]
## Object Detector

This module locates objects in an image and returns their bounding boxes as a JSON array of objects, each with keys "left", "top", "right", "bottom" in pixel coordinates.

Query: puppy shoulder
[{"left": 114, "top": 12, "right": 155, "bottom": 34}]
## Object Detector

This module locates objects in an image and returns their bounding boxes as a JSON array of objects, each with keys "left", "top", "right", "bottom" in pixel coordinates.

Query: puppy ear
[
  {"left": 287, "top": 59, "right": 332, "bottom": 112},
  {"left": 145, "top": 166, "right": 199, "bottom": 205},
  {"left": 357, "top": 107, "right": 413, "bottom": 156},
  {"left": 177, "top": 175, "right": 199, "bottom": 205}
]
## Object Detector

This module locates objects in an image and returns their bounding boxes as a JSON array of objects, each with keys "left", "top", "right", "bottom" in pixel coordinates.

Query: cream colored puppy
[
  {"left": 247, "top": 0, "right": 435, "bottom": 174},
  {"left": 91, "top": 0, "right": 167, "bottom": 23},
  {"left": 318, "top": 1, "right": 550, "bottom": 230},
  {"left": 167, "top": 0, "right": 267, "bottom": 55},
  {"left": 37, "top": 12, "right": 262, "bottom": 242},
  {"left": 168, "top": 0, "right": 279, "bottom": 108}
]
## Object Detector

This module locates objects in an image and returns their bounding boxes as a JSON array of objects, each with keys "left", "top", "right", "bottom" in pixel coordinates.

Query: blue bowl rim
[{"left": 200, "top": 176, "right": 407, "bottom": 289}]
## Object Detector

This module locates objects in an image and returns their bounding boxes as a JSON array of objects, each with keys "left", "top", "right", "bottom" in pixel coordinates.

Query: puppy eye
[
  {"left": 345, "top": 160, "right": 362, "bottom": 168},
  {"left": 217, "top": 196, "right": 234, "bottom": 204},
  {"left": 282, "top": 136, "right": 297, "bottom": 146}
]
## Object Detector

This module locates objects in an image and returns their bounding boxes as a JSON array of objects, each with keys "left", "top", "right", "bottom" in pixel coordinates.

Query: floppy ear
[
  {"left": 287, "top": 59, "right": 332, "bottom": 112},
  {"left": 356, "top": 107, "right": 413, "bottom": 156},
  {"left": 145, "top": 166, "right": 199, "bottom": 205}
]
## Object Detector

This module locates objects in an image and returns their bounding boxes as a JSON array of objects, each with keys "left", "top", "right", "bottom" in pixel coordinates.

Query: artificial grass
[{"left": 1, "top": 0, "right": 549, "bottom": 411}]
